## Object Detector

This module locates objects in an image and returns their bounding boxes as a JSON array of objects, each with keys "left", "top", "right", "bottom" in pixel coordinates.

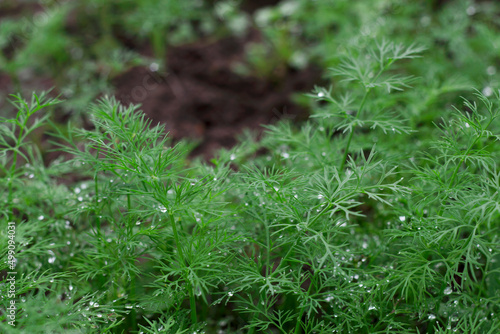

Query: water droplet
[
  {"left": 487, "top": 66, "right": 496, "bottom": 76},
  {"left": 149, "top": 62, "right": 159, "bottom": 72},
  {"left": 482, "top": 86, "right": 493, "bottom": 97},
  {"left": 368, "top": 305, "right": 377, "bottom": 311},
  {"left": 48, "top": 250, "right": 56, "bottom": 264},
  {"left": 444, "top": 286, "right": 452, "bottom": 295},
  {"left": 399, "top": 216, "right": 406, "bottom": 222},
  {"left": 38, "top": 215, "right": 44, "bottom": 220},
  {"left": 428, "top": 314, "right": 436, "bottom": 320},
  {"left": 420, "top": 15, "right": 431, "bottom": 26},
  {"left": 466, "top": 5, "right": 476, "bottom": 15},
  {"left": 230, "top": 154, "right": 236, "bottom": 161},
  {"left": 317, "top": 92, "right": 325, "bottom": 98}
]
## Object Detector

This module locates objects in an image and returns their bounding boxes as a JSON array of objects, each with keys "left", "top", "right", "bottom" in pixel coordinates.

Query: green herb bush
[
  {"left": 2, "top": 0, "right": 500, "bottom": 333},
  {"left": 2, "top": 37, "right": 500, "bottom": 333}
]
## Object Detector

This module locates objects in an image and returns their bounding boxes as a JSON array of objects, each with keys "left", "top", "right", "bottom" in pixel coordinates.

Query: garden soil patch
[
  {"left": 0, "top": 74, "right": 12, "bottom": 113},
  {"left": 240, "top": 0, "right": 281, "bottom": 13},
  {"left": 112, "top": 34, "right": 321, "bottom": 159}
]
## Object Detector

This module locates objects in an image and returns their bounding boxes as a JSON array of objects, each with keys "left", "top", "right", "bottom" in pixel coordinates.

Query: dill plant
[
  {"left": 1, "top": 41, "right": 499, "bottom": 334},
  {"left": 0, "top": 93, "right": 126, "bottom": 333},
  {"left": 214, "top": 40, "right": 423, "bottom": 333},
  {"left": 384, "top": 91, "right": 500, "bottom": 332}
]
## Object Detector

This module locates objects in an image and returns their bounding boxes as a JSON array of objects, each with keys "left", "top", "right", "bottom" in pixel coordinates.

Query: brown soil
[
  {"left": 0, "top": 74, "right": 13, "bottom": 112},
  {"left": 113, "top": 32, "right": 321, "bottom": 159},
  {"left": 240, "top": 0, "right": 281, "bottom": 13},
  {"left": 1, "top": 0, "right": 323, "bottom": 160}
]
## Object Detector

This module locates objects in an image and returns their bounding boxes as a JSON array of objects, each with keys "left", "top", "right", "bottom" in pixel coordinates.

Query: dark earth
[
  {"left": 113, "top": 32, "right": 321, "bottom": 158},
  {"left": 1, "top": 0, "right": 322, "bottom": 160}
]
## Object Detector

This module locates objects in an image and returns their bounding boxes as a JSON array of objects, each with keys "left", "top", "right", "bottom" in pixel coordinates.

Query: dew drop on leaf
[
  {"left": 482, "top": 86, "right": 493, "bottom": 97},
  {"left": 466, "top": 5, "right": 476, "bottom": 15},
  {"left": 48, "top": 250, "right": 56, "bottom": 264}
]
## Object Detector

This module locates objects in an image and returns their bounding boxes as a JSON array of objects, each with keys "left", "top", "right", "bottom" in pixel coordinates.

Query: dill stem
[
  {"left": 94, "top": 145, "right": 101, "bottom": 231},
  {"left": 265, "top": 217, "right": 271, "bottom": 277},
  {"left": 294, "top": 277, "right": 314, "bottom": 334},
  {"left": 189, "top": 288, "right": 197, "bottom": 324},
  {"left": 247, "top": 320, "right": 256, "bottom": 334},
  {"left": 169, "top": 213, "right": 197, "bottom": 323},
  {"left": 130, "top": 276, "right": 137, "bottom": 330},
  {"left": 151, "top": 30, "right": 166, "bottom": 63},
  {"left": 448, "top": 128, "right": 486, "bottom": 188},
  {"left": 8, "top": 104, "right": 29, "bottom": 220},
  {"left": 340, "top": 59, "right": 393, "bottom": 171},
  {"left": 339, "top": 89, "right": 369, "bottom": 171}
]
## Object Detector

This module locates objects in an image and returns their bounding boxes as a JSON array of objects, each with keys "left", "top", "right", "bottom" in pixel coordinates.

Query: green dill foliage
[
  {"left": 49, "top": 96, "right": 237, "bottom": 331},
  {"left": 310, "top": 39, "right": 423, "bottom": 168},
  {"left": 2, "top": 1, "right": 500, "bottom": 331},
  {"left": 0, "top": 93, "right": 125, "bottom": 333},
  {"left": 2, "top": 39, "right": 500, "bottom": 333},
  {"left": 385, "top": 91, "right": 500, "bottom": 332},
  {"left": 214, "top": 41, "right": 417, "bottom": 333}
]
